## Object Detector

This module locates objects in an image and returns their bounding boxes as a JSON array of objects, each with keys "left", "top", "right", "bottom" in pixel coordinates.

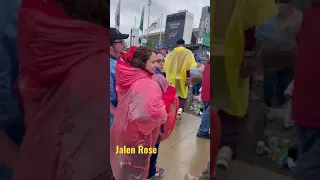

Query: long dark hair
[
  {"left": 130, "top": 46, "right": 154, "bottom": 72},
  {"left": 57, "top": 0, "right": 109, "bottom": 27}
]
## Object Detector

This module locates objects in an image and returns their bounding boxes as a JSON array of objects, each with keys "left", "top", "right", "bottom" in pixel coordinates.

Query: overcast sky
[{"left": 110, "top": 0, "right": 210, "bottom": 38}]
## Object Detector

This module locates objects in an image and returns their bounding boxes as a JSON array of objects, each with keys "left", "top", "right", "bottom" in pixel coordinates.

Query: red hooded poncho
[
  {"left": 13, "top": 0, "right": 109, "bottom": 179},
  {"left": 292, "top": 8, "right": 320, "bottom": 129},
  {"left": 110, "top": 61, "right": 178, "bottom": 180}
]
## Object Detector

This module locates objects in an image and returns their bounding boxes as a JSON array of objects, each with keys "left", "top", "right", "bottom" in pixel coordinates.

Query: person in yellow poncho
[
  {"left": 213, "top": 0, "right": 277, "bottom": 171},
  {"left": 163, "top": 39, "right": 197, "bottom": 119}
]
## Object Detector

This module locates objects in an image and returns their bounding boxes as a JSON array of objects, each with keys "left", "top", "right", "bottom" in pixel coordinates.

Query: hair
[
  {"left": 176, "top": 39, "right": 185, "bottom": 46},
  {"left": 57, "top": 0, "right": 109, "bottom": 27},
  {"left": 154, "top": 50, "right": 162, "bottom": 55},
  {"left": 130, "top": 46, "right": 154, "bottom": 72}
]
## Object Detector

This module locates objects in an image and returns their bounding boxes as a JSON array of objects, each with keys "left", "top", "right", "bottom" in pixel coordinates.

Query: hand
[
  {"left": 239, "top": 57, "right": 257, "bottom": 78},
  {"left": 185, "top": 78, "right": 191, "bottom": 86}
]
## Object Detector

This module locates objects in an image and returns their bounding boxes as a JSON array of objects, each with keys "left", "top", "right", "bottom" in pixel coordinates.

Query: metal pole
[
  {"left": 134, "top": 16, "right": 136, "bottom": 28},
  {"left": 147, "top": 0, "right": 152, "bottom": 41},
  {"left": 159, "top": 13, "right": 162, "bottom": 44}
]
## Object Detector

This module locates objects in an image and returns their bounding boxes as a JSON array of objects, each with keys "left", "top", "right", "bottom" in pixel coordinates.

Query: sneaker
[
  {"left": 177, "top": 108, "right": 183, "bottom": 115},
  {"left": 147, "top": 168, "right": 164, "bottom": 180},
  {"left": 184, "top": 174, "right": 197, "bottom": 180},
  {"left": 197, "top": 133, "right": 210, "bottom": 139},
  {"left": 190, "top": 105, "right": 194, "bottom": 111},
  {"left": 216, "top": 146, "right": 233, "bottom": 170}
]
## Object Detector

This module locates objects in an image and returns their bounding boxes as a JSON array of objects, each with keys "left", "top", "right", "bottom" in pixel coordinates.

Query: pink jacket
[{"left": 201, "top": 59, "right": 210, "bottom": 102}]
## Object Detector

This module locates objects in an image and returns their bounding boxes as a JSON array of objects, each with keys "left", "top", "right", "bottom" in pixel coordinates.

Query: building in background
[
  {"left": 130, "top": 28, "right": 139, "bottom": 46},
  {"left": 197, "top": 6, "right": 210, "bottom": 56},
  {"left": 163, "top": 10, "right": 194, "bottom": 49},
  {"left": 139, "top": 6, "right": 210, "bottom": 57}
]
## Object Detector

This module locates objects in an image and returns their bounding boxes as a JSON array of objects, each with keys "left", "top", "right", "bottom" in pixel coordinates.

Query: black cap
[
  {"left": 110, "top": 28, "right": 129, "bottom": 40},
  {"left": 176, "top": 39, "right": 185, "bottom": 45}
]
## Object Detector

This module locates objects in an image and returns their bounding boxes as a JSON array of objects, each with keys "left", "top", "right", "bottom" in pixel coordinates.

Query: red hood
[
  {"left": 116, "top": 61, "right": 152, "bottom": 90},
  {"left": 18, "top": 0, "right": 109, "bottom": 88}
]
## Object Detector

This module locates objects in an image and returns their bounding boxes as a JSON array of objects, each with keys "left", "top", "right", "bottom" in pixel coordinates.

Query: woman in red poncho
[
  {"left": 110, "top": 46, "right": 178, "bottom": 180},
  {"left": 14, "top": 0, "right": 109, "bottom": 180}
]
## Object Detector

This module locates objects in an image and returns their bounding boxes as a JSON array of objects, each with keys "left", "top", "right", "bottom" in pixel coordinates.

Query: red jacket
[
  {"left": 201, "top": 59, "right": 210, "bottom": 102},
  {"left": 292, "top": 8, "right": 320, "bottom": 129}
]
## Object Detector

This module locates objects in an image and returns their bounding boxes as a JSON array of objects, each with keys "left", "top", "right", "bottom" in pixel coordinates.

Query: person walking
[
  {"left": 164, "top": 39, "right": 196, "bottom": 120},
  {"left": 257, "top": 0, "right": 302, "bottom": 108},
  {"left": 192, "top": 58, "right": 204, "bottom": 96}
]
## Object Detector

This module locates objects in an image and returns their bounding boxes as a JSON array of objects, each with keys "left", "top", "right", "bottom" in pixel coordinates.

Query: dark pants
[
  {"left": 147, "top": 143, "right": 160, "bottom": 178},
  {"left": 263, "top": 67, "right": 294, "bottom": 107},
  {"left": 294, "top": 126, "right": 320, "bottom": 180},
  {"left": 218, "top": 110, "right": 241, "bottom": 154},
  {"left": 178, "top": 97, "right": 187, "bottom": 110},
  {"left": 192, "top": 83, "right": 202, "bottom": 95},
  {"left": 0, "top": 167, "right": 12, "bottom": 180}
]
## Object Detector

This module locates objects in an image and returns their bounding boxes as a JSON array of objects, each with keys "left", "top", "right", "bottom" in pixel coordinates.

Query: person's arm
[{"left": 110, "top": 70, "right": 117, "bottom": 116}]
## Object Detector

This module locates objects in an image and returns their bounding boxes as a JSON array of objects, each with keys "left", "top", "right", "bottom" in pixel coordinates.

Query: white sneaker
[
  {"left": 184, "top": 174, "right": 197, "bottom": 180},
  {"left": 216, "top": 146, "right": 233, "bottom": 170},
  {"left": 177, "top": 108, "right": 183, "bottom": 120}
]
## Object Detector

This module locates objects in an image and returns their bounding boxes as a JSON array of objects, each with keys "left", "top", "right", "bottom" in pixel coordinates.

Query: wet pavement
[
  {"left": 156, "top": 84, "right": 294, "bottom": 179},
  {"left": 235, "top": 80, "right": 294, "bottom": 178},
  {"left": 157, "top": 113, "right": 210, "bottom": 180}
]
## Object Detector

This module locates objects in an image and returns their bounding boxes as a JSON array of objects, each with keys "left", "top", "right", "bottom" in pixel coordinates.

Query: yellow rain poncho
[
  {"left": 213, "top": 0, "right": 277, "bottom": 117},
  {"left": 164, "top": 47, "right": 196, "bottom": 99}
]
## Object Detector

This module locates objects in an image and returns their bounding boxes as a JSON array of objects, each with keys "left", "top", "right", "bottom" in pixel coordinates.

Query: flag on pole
[
  {"left": 139, "top": 6, "right": 145, "bottom": 32},
  {"left": 115, "top": 0, "right": 121, "bottom": 30},
  {"left": 146, "top": 15, "right": 161, "bottom": 34}
]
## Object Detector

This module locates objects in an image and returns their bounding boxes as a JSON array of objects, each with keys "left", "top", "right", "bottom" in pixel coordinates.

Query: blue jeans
[
  {"left": 197, "top": 102, "right": 210, "bottom": 135},
  {"left": 263, "top": 67, "right": 293, "bottom": 107},
  {"left": 294, "top": 126, "right": 320, "bottom": 180},
  {"left": 147, "top": 143, "right": 160, "bottom": 178},
  {"left": 192, "top": 83, "right": 202, "bottom": 95}
]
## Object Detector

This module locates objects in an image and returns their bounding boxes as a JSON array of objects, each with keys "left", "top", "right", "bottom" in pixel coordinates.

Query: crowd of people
[
  {"left": 109, "top": 25, "right": 212, "bottom": 179},
  {"left": 1, "top": 0, "right": 211, "bottom": 179}
]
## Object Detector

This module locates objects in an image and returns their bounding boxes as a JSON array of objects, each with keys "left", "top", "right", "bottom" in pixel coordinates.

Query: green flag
[{"left": 139, "top": 6, "right": 144, "bottom": 32}]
